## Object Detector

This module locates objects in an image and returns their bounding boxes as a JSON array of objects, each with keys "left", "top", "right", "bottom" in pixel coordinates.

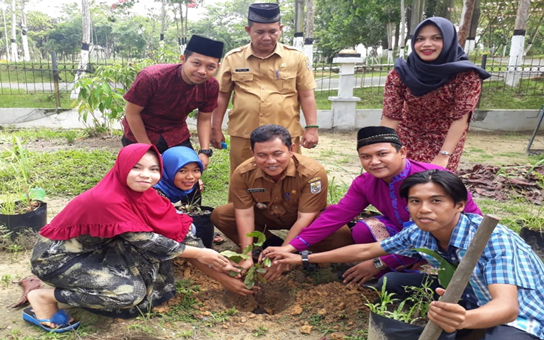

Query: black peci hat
[
  {"left": 248, "top": 3, "right": 281, "bottom": 23},
  {"left": 186, "top": 35, "right": 224, "bottom": 59},
  {"left": 356, "top": 126, "right": 402, "bottom": 150}
]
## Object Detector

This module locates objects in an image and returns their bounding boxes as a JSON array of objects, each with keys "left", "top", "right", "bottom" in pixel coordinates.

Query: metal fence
[
  {"left": 0, "top": 52, "right": 541, "bottom": 107},
  {"left": 313, "top": 55, "right": 544, "bottom": 96}
]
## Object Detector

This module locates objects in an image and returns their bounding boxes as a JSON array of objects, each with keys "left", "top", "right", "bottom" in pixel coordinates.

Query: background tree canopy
[{"left": 1, "top": 0, "right": 542, "bottom": 61}]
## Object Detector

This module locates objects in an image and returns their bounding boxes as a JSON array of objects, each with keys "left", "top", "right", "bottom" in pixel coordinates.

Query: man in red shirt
[{"left": 122, "top": 35, "right": 224, "bottom": 168}]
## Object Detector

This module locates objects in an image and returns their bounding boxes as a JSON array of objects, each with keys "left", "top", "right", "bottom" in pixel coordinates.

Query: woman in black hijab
[{"left": 380, "top": 17, "right": 490, "bottom": 171}]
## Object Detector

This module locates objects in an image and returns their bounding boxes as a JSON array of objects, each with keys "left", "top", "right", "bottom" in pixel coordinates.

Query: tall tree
[
  {"left": 458, "top": 0, "right": 476, "bottom": 48},
  {"left": 1, "top": 3, "right": 9, "bottom": 60},
  {"left": 464, "top": 0, "right": 480, "bottom": 54},
  {"left": 20, "top": 0, "right": 30, "bottom": 61},
  {"left": 160, "top": 0, "right": 167, "bottom": 45},
  {"left": 399, "top": 0, "right": 407, "bottom": 58},
  {"left": 505, "top": 0, "right": 530, "bottom": 86},
  {"left": 303, "top": 0, "right": 315, "bottom": 66},
  {"left": 10, "top": 0, "right": 18, "bottom": 62},
  {"left": 293, "top": 0, "right": 304, "bottom": 49},
  {"left": 71, "top": 0, "right": 91, "bottom": 99}
]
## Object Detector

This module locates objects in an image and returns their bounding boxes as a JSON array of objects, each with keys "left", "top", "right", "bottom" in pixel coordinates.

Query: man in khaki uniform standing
[
  {"left": 211, "top": 3, "right": 319, "bottom": 174},
  {"left": 211, "top": 125, "right": 352, "bottom": 281}
]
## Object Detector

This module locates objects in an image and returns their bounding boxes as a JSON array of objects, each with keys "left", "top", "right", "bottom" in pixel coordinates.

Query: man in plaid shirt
[{"left": 265, "top": 170, "right": 544, "bottom": 339}]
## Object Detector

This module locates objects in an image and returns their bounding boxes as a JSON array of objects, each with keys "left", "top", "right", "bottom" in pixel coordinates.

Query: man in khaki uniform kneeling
[{"left": 211, "top": 125, "right": 352, "bottom": 280}]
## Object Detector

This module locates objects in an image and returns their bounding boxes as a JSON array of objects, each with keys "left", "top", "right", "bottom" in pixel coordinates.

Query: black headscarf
[{"left": 394, "top": 16, "right": 491, "bottom": 97}]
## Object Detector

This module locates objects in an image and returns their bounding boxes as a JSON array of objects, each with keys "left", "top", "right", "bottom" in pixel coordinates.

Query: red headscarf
[{"left": 40, "top": 144, "right": 192, "bottom": 242}]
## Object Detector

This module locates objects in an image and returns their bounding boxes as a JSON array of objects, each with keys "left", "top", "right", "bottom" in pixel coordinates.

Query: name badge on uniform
[
  {"left": 235, "top": 68, "right": 250, "bottom": 72},
  {"left": 247, "top": 188, "right": 265, "bottom": 193}
]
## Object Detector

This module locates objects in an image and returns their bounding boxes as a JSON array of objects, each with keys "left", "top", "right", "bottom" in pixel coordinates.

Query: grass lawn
[{"left": 1, "top": 128, "right": 543, "bottom": 231}]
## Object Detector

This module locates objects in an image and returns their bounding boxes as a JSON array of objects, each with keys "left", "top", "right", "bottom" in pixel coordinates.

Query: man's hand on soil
[{"left": 341, "top": 260, "right": 381, "bottom": 285}]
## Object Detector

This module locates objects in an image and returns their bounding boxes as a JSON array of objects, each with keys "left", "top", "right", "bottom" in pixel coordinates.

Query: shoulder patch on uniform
[
  {"left": 308, "top": 177, "right": 321, "bottom": 183},
  {"left": 310, "top": 180, "right": 322, "bottom": 194}
]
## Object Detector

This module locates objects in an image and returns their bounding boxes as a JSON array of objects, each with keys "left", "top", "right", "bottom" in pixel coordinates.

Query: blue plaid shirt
[{"left": 381, "top": 213, "right": 544, "bottom": 339}]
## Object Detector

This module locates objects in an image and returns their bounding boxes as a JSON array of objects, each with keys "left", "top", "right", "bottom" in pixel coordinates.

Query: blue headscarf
[
  {"left": 154, "top": 146, "right": 204, "bottom": 203},
  {"left": 394, "top": 16, "right": 491, "bottom": 97}
]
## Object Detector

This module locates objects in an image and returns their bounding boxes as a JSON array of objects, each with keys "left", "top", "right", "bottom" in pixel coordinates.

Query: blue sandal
[{"left": 23, "top": 307, "right": 80, "bottom": 333}]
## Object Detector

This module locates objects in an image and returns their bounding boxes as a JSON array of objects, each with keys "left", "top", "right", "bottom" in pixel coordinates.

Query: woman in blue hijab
[
  {"left": 154, "top": 146, "right": 215, "bottom": 248},
  {"left": 381, "top": 17, "right": 490, "bottom": 172}
]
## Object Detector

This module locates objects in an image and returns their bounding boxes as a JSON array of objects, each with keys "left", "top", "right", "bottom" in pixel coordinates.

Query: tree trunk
[
  {"left": 160, "top": 0, "right": 166, "bottom": 46},
  {"left": 394, "top": 20, "right": 400, "bottom": 51},
  {"left": 458, "top": 0, "right": 475, "bottom": 48},
  {"left": 293, "top": 0, "right": 304, "bottom": 50},
  {"left": 399, "top": 0, "right": 406, "bottom": 58},
  {"left": 184, "top": 2, "right": 188, "bottom": 50},
  {"left": 70, "top": 0, "right": 91, "bottom": 99},
  {"left": 408, "top": 0, "right": 425, "bottom": 54},
  {"left": 464, "top": 0, "right": 480, "bottom": 54},
  {"left": 524, "top": 14, "right": 544, "bottom": 55},
  {"left": 387, "top": 22, "right": 394, "bottom": 64},
  {"left": 177, "top": 2, "right": 186, "bottom": 54},
  {"left": 10, "top": 0, "right": 17, "bottom": 62},
  {"left": 2, "top": 5, "right": 9, "bottom": 61},
  {"left": 303, "top": 0, "right": 314, "bottom": 67},
  {"left": 20, "top": 0, "right": 29, "bottom": 61},
  {"left": 505, "top": 0, "right": 530, "bottom": 86}
]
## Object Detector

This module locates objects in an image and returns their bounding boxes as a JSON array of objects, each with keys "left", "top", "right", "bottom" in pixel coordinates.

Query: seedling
[
  {"left": 364, "top": 276, "right": 435, "bottom": 325},
  {"left": 1, "top": 137, "right": 46, "bottom": 214},
  {"left": 220, "top": 231, "right": 272, "bottom": 289}
]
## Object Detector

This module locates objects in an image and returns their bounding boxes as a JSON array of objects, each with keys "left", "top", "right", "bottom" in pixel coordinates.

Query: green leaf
[
  {"left": 256, "top": 268, "right": 266, "bottom": 274},
  {"left": 256, "top": 274, "right": 267, "bottom": 283},
  {"left": 242, "top": 244, "right": 253, "bottom": 255},
  {"left": 415, "top": 248, "right": 457, "bottom": 288},
  {"left": 246, "top": 231, "right": 266, "bottom": 246},
  {"left": 29, "top": 187, "right": 46, "bottom": 201},
  {"left": 219, "top": 250, "right": 250, "bottom": 263},
  {"left": 244, "top": 267, "right": 256, "bottom": 289},
  {"left": 262, "top": 257, "right": 272, "bottom": 268}
]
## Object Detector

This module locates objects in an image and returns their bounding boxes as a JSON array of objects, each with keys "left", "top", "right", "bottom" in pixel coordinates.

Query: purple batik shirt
[{"left": 290, "top": 159, "right": 481, "bottom": 251}]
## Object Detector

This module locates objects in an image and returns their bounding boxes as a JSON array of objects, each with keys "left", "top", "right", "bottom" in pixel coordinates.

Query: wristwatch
[
  {"left": 198, "top": 149, "right": 213, "bottom": 157},
  {"left": 373, "top": 257, "right": 386, "bottom": 270},
  {"left": 439, "top": 150, "right": 451, "bottom": 157},
  {"left": 301, "top": 250, "right": 312, "bottom": 270}
]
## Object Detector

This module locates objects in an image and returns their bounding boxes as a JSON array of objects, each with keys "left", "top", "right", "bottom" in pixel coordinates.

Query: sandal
[
  {"left": 23, "top": 307, "right": 80, "bottom": 333},
  {"left": 213, "top": 232, "right": 225, "bottom": 245}
]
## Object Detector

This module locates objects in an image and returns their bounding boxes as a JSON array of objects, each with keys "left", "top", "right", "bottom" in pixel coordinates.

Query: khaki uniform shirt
[
  {"left": 218, "top": 43, "right": 316, "bottom": 139},
  {"left": 229, "top": 153, "right": 327, "bottom": 224}
]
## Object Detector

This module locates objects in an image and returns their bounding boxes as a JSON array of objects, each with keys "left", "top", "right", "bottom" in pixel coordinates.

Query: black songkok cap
[
  {"left": 356, "top": 126, "right": 402, "bottom": 150},
  {"left": 248, "top": 3, "right": 281, "bottom": 23},
  {"left": 186, "top": 35, "right": 224, "bottom": 59}
]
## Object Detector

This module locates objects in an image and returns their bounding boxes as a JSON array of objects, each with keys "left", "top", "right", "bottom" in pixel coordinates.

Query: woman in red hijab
[{"left": 24, "top": 144, "right": 233, "bottom": 332}]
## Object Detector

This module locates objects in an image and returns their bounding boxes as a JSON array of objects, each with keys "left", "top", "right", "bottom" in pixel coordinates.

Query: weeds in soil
[
  {"left": 345, "top": 330, "right": 369, "bottom": 340},
  {"left": 253, "top": 325, "right": 268, "bottom": 337},
  {"left": 1, "top": 274, "right": 12, "bottom": 288},
  {"left": 201, "top": 308, "right": 238, "bottom": 327}
]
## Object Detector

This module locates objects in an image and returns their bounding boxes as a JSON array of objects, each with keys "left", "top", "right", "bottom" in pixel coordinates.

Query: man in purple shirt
[{"left": 266, "top": 126, "right": 481, "bottom": 284}]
